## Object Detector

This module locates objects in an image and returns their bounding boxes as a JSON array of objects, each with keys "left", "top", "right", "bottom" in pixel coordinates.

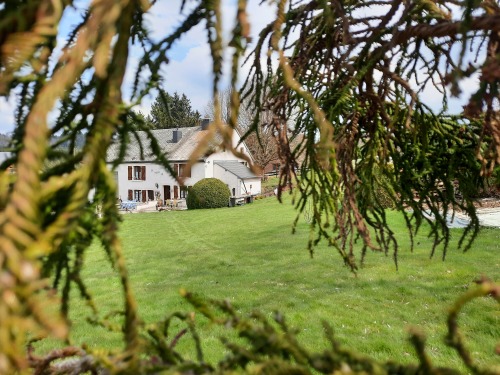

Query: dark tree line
[{"left": 144, "top": 90, "right": 201, "bottom": 129}]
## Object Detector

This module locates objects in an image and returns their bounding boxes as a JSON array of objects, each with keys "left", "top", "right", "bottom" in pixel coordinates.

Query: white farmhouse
[{"left": 107, "top": 121, "right": 261, "bottom": 205}]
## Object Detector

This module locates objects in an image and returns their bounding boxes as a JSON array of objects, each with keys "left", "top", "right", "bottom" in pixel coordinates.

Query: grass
[
  {"left": 261, "top": 176, "right": 280, "bottom": 194},
  {"left": 39, "top": 195, "right": 499, "bottom": 371}
]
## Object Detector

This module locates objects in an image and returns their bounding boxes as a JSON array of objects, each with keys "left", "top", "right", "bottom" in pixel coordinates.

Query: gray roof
[
  {"left": 213, "top": 160, "right": 258, "bottom": 179},
  {"left": 107, "top": 127, "right": 220, "bottom": 162}
]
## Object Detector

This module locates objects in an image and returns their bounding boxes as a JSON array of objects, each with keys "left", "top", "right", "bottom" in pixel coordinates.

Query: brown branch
[{"left": 391, "top": 15, "right": 500, "bottom": 46}]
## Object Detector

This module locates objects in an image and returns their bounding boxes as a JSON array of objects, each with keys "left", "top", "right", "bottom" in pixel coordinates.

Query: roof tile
[{"left": 213, "top": 160, "right": 257, "bottom": 179}]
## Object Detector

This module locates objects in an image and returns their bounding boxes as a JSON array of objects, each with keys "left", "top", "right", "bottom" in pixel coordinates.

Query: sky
[
  {"left": 0, "top": 0, "right": 276, "bottom": 134},
  {"left": 0, "top": 1, "right": 479, "bottom": 134},
  {"left": 127, "top": 0, "right": 277, "bottom": 116}
]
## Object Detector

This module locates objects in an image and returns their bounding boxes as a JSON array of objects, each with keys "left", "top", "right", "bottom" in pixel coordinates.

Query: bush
[{"left": 186, "top": 178, "right": 230, "bottom": 209}]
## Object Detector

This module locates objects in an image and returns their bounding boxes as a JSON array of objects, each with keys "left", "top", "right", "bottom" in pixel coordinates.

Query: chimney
[
  {"left": 201, "top": 118, "right": 210, "bottom": 131},
  {"left": 172, "top": 129, "right": 182, "bottom": 143}
]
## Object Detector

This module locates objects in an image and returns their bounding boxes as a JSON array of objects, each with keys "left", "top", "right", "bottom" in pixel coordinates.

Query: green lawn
[
  {"left": 43, "top": 196, "right": 499, "bottom": 371},
  {"left": 261, "top": 176, "right": 280, "bottom": 194}
]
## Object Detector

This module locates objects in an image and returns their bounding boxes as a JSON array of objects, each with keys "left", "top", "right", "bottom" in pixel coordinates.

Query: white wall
[
  {"left": 115, "top": 163, "right": 163, "bottom": 201},
  {"left": 113, "top": 128, "right": 258, "bottom": 202},
  {"left": 0, "top": 152, "right": 11, "bottom": 163},
  {"left": 213, "top": 165, "right": 262, "bottom": 198},
  {"left": 204, "top": 129, "right": 254, "bottom": 168},
  {"left": 240, "top": 177, "right": 261, "bottom": 196},
  {"left": 213, "top": 164, "right": 240, "bottom": 196},
  {"left": 115, "top": 163, "right": 194, "bottom": 202}
]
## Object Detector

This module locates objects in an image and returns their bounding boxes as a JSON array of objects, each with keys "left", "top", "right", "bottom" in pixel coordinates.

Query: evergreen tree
[
  {"left": 133, "top": 111, "right": 154, "bottom": 129},
  {"left": 150, "top": 90, "right": 201, "bottom": 128}
]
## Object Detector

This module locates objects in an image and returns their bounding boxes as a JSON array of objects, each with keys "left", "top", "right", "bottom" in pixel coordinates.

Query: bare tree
[
  {"left": 203, "top": 88, "right": 234, "bottom": 125},
  {"left": 204, "top": 89, "right": 280, "bottom": 173},
  {"left": 240, "top": 110, "right": 280, "bottom": 174}
]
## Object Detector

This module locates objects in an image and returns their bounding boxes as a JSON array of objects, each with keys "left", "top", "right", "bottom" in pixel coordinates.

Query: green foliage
[
  {"left": 494, "top": 167, "right": 500, "bottom": 187},
  {"left": 149, "top": 90, "right": 201, "bottom": 129},
  {"left": 243, "top": 4, "right": 495, "bottom": 268},
  {"left": 178, "top": 278, "right": 499, "bottom": 375},
  {"left": 477, "top": 166, "right": 500, "bottom": 198},
  {"left": 186, "top": 178, "right": 230, "bottom": 209},
  {"left": 371, "top": 165, "right": 396, "bottom": 210}
]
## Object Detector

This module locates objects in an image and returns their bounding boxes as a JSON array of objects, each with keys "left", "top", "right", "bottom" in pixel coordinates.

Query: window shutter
[
  {"left": 173, "top": 164, "right": 179, "bottom": 177},
  {"left": 128, "top": 189, "right": 132, "bottom": 200},
  {"left": 128, "top": 166, "right": 132, "bottom": 180},
  {"left": 142, "top": 190, "right": 147, "bottom": 202},
  {"left": 184, "top": 164, "right": 191, "bottom": 178},
  {"left": 142, "top": 166, "right": 146, "bottom": 180}
]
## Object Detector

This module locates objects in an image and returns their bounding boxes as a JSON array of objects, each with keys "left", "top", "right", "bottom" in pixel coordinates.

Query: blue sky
[
  {"left": 0, "top": 1, "right": 276, "bottom": 134},
  {"left": 0, "top": 1, "right": 479, "bottom": 134}
]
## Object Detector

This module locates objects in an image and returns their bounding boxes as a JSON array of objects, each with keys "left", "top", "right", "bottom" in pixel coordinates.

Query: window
[
  {"left": 174, "top": 163, "right": 191, "bottom": 178},
  {"left": 134, "top": 190, "right": 141, "bottom": 202},
  {"left": 134, "top": 166, "right": 144, "bottom": 180},
  {"left": 148, "top": 190, "right": 154, "bottom": 201},
  {"left": 128, "top": 165, "right": 146, "bottom": 180},
  {"left": 127, "top": 190, "right": 151, "bottom": 202}
]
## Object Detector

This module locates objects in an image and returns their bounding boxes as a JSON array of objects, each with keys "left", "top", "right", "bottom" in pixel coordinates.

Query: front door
[
  {"left": 174, "top": 185, "right": 179, "bottom": 199},
  {"left": 164, "top": 185, "right": 171, "bottom": 200}
]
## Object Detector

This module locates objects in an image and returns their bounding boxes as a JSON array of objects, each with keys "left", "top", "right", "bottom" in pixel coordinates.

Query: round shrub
[{"left": 186, "top": 178, "right": 230, "bottom": 209}]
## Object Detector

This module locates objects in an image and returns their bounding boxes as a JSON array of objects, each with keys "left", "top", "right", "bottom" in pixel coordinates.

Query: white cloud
[
  {"left": 1, "top": 1, "right": 480, "bottom": 133},
  {"left": 0, "top": 2, "right": 278, "bottom": 131},
  {"left": 144, "top": 0, "right": 207, "bottom": 51},
  {"left": 449, "top": 74, "right": 481, "bottom": 111},
  {"left": 161, "top": 43, "right": 213, "bottom": 110},
  {"left": 413, "top": 73, "right": 480, "bottom": 114},
  {"left": 130, "top": 0, "right": 277, "bottom": 115}
]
